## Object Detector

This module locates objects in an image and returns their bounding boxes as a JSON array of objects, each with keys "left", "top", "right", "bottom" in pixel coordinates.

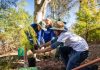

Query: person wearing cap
[
  {"left": 31, "top": 21, "right": 46, "bottom": 46},
  {"left": 30, "top": 21, "right": 47, "bottom": 61},
  {"left": 34, "top": 21, "right": 89, "bottom": 70}
]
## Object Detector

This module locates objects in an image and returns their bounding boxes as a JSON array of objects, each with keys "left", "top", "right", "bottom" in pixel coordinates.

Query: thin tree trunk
[
  {"left": 34, "top": 0, "right": 51, "bottom": 23},
  {"left": 24, "top": 47, "right": 28, "bottom": 67}
]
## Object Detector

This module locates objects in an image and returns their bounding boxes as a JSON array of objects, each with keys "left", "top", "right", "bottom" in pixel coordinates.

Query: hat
[
  {"left": 50, "top": 21, "right": 65, "bottom": 31},
  {"left": 37, "top": 21, "right": 47, "bottom": 31}
]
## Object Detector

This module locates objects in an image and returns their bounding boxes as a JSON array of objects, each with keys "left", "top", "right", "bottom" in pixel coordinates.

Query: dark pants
[
  {"left": 59, "top": 47, "right": 72, "bottom": 66},
  {"left": 67, "top": 50, "right": 89, "bottom": 70},
  {"left": 59, "top": 47, "right": 89, "bottom": 70}
]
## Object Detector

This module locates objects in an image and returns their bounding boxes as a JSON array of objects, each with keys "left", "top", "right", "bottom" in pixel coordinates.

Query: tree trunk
[{"left": 34, "top": 0, "right": 51, "bottom": 23}]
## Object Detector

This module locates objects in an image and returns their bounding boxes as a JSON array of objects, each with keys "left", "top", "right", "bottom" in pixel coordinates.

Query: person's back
[
  {"left": 57, "top": 31, "right": 89, "bottom": 70},
  {"left": 58, "top": 31, "right": 89, "bottom": 51}
]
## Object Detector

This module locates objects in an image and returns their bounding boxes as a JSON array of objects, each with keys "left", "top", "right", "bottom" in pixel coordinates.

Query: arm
[
  {"left": 41, "top": 37, "right": 58, "bottom": 47},
  {"left": 41, "top": 41, "right": 51, "bottom": 47},
  {"left": 35, "top": 41, "right": 63, "bottom": 53},
  {"left": 34, "top": 46, "right": 52, "bottom": 53}
]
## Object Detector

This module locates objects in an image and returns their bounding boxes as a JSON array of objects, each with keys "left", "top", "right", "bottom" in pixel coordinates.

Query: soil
[
  {"left": 0, "top": 44, "right": 100, "bottom": 70},
  {"left": 37, "top": 44, "right": 100, "bottom": 70}
]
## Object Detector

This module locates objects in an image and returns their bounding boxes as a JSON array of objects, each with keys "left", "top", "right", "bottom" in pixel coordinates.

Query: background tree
[
  {"left": 34, "top": 0, "right": 79, "bottom": 23},
  {"left": 49, "top": 0, "right": 79, "bottom": 19},
  {"left": 73, "top": 0, "right": 100, "bottom": 43},
  {"left": 34, "top": 0, "right": 51, "bottom": 23},
  {"left": 0, "top": 0, "right": 33, "bottom": 54}
]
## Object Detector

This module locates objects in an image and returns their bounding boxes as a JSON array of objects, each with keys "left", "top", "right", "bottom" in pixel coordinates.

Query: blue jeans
[
  {"left": 59, "top": 47, "right": 72, "bottom": 66},
  {"left": 66, "top": 50, "right": 88, "bottom": 70}
]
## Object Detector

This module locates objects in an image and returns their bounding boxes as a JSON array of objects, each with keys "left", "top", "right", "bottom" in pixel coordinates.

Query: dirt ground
[
  {"left": 36, "top": 44, "right": 100, "bottom": 70},
  {"left": 0, "top": 44, "right": 100, "bottom": 70}
]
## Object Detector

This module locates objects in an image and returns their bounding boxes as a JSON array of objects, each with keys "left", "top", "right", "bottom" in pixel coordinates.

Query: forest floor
[
  {"left": 37, "top": 44, "right": 100, "bottom": 70},
  {"left": 0, "top": 44, "right": 100, "bottom": 70}
]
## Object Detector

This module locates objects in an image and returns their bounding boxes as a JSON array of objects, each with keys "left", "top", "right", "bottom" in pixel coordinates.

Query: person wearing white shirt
[{"left": 34, "top": 21, "right": 89, "bottom": 70}]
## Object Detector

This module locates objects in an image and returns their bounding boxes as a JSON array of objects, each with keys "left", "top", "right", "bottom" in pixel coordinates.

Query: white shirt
[{"left": 57, "top": 31, "right": 89, "bottom": 51}]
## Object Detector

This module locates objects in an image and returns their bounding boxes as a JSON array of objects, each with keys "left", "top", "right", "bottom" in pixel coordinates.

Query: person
[
  {"left": 42, "top": 18, "right": 55, "bottom": 43},
  {"left": 34, "top": 21, "right": 89, "bottom": 70},
  {"left": 31, "top": 21, "right": 46, "bottom": 46},
  {"left": 40, "top": 19, "right": 56, "bottom": 58},
  {"left": 31, "top": 19, "right": 55, "bottom": 45},
  {"left": 30, "top": 22, "right": 47, "bottom": 61}
]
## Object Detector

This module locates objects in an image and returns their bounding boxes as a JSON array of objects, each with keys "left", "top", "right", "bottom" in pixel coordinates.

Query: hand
[
  {"left": 41, "top": 44, "right": 46, "bottom": 48},
  {"left": 34, "top": 44, "right": 39, "bottom": 50},
  {"left": 30, "top": 44, "right": 39, "bottom": 53},
  {"left": 27, "top": 50, "right": 34, "bottom": 57},
  {"left": 34, "top": 50, "right": 41, "bottom": 53},
  {"left": 34, "top": 48, "right": 46, "bottom": 53}
]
